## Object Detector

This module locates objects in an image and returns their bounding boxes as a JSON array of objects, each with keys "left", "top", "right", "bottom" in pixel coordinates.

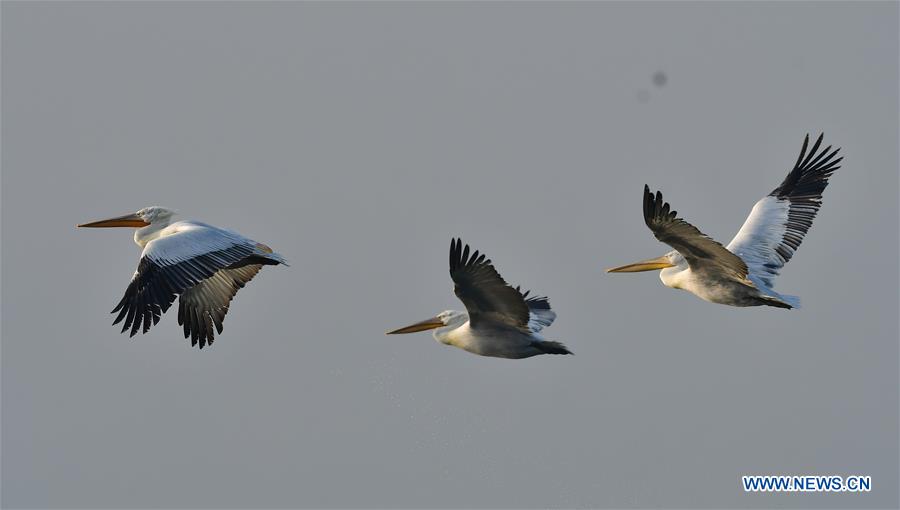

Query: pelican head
[
  {"left": 77, "top": 206, "right": 177, "bottom": 229},
  {"left": 606, "top": 250, "right": 684, "bottom": 274},
  {"left": 386, "top": 310, "right": 467, "bottom": 335}
]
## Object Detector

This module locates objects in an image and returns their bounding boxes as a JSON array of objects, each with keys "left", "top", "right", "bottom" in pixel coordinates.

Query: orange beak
[
  {"left": 77, "top": 213, "right": 149, "bottom": 228},
  {"left": 386, "top": 316, "right": 444, "bottom": 335},
  {"left": 606, "top": 255, "right": 675, "bottom": 273}
]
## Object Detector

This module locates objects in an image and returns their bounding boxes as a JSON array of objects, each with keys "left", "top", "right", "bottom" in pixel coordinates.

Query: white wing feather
[
  {"left": 527, "top": 308, "right": 557, "bottom": 333},
  {"left": 143, "top": 222, "right": 256, "bottom": 265},
  {"left": 112, "top": 221, "right": 284, "bottom": 343},
  {"left": 726, "top": 134, "right": 841, "bottom": 289},
  {"left": 726, "top": 196, "right": 791, "bottom": 288}
]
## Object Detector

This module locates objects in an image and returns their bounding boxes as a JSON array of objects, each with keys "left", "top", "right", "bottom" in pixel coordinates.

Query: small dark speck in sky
[{"left": 652, "top": 71, "right": 667, "bottom": 87}]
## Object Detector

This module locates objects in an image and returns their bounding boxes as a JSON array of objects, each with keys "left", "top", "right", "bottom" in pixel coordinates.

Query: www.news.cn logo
[{"left": 742, "top": 475, "right": 872, "bottom": 493}]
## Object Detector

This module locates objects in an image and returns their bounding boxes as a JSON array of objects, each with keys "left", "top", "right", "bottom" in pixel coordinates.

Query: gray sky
[{"left": 2, "top": 2, "right": 897, "bottom": 509}]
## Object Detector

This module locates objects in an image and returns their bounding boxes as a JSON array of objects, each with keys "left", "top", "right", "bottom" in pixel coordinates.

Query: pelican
[
  {"left": 387, "top": 238, "right": 571, "bottom": 358},
  {"left": 78, "top": 206, "right": 287, "bottom": 348},
  {"left": 608, "top": 133, "right": 841, "bottom": 308}
]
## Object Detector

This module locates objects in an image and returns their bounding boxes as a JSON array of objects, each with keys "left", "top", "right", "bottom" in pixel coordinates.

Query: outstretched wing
[
  {"left": 177, "top": 263, "right": 263, "bottom": 349},
  {"left": 643, "top": 185, "right": 749, "bottom": 281},
  {"left": 727, "top": 133, "right": 842, "bottom": 288},
  {"left": 449, "top": 238, "right": 531, "bottom": 331},
  {"left": 111, "top": 222, "right": 272, "bottom": 340}
]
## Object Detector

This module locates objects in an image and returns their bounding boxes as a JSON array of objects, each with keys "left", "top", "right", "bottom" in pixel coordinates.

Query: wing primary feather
[
  {"left": 106, "top": 223, "right": 284, "bottom": 346},
  {"left": 727, "top": 133, "right": 842, "bottom": 288},
  {"left": 799, "top": 133, "right": 824, "bottom": 169},
  {"left": 448, "top": 238, "right": 533, "bottom": 330},
  {"left": 176, "top": 261, "right": 265, "bottom": 346},
  {"left": 643, "top": 185, "right": 749, "bottom": 280},
  {"left": 793, "top": 133, "right": 810, "bottom": 170}
]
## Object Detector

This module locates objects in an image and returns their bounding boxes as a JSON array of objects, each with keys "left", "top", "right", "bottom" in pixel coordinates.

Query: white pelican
[
  {"left": 387, "top": 238, "right": 571, "bottom": 358},
  {"left": 608, "top": 133, "right": 841, "bottom": 309},
  {"left": 78, "top": 206, "right": 287, "bottom": 348}
]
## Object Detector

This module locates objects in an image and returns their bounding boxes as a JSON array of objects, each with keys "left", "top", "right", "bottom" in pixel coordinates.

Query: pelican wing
[
  {"left": 644, "top": 185, "right": 749, "bottom": 281},
  {"left": 516, "top": 287, "right": 557, "bottom": 332},
  {"left": 177, "top": 263, "right": 263, "bottom": 349},
  {"left": 111, "top": 222, "right": 270, "bottom": 342},
  {"left": 727, "top": 133, "right": 841, "bottom": 288},
  {"left": 449, "top": 238, "right": 531, "bottom": 331}
]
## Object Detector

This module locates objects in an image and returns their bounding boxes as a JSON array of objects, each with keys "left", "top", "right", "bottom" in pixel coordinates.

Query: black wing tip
[
  {"left": 801, "top": 132, "right": 842, "bottom": 164},
  {"left": 516, "top": 285, "right": 552, "bottom": 309},
  {"left": 775, "top": 132, "right": 842, "bottom": 197},
  {"left": 643, "top": 184, "right": 657, "bottom": 208},
  {"left": 643, "top": 185, "right": 677, "bottom": 226},
  {"left": 450, "top": 237, "right": 461, "bottom": 270},
  {"left": 450, "top": 236, "right": 491, "bottom": 272},
  {"left": 184, "top": 327, "right": 214, "bottom": 349},
  {"left": 642, "top": 184, "right": 660, "bottom": 202}
]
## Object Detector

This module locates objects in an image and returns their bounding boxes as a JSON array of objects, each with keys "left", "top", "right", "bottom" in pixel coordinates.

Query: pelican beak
[
  {"left": 77, "top": 213, "right": 149, "bottom": 228},
  {"left": 606, "top": 255, "right": 674, "bottom": 273},
  {"left": 386, "top": 316, "right": 444, "bottom": 335}
]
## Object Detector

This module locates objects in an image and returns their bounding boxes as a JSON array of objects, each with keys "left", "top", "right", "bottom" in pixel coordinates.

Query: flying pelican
[
  {"left": 387, "top": 238, "right": 571, "bottom": 358},
  {"left": 608, "top": 133, "right": 841, "bottom": 308},
  {"left": 78, "top": 206, "right": 287, "bottom": 348}
]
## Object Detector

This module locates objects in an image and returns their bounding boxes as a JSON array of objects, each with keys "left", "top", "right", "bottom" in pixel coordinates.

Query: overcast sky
[{"left": 2, "top": 2, "right": 898, "bottom": 509}]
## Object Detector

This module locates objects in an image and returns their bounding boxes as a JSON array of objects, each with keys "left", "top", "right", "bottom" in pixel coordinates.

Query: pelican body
[
  {"left": 387, "top": 238, "right": 571, "bottom": 359},
  {"left": 78, "top": 206, "right": 287, "bottom": 348},
  {"left": 608, "top": 134, "right": 842, "bottom": 309}
]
